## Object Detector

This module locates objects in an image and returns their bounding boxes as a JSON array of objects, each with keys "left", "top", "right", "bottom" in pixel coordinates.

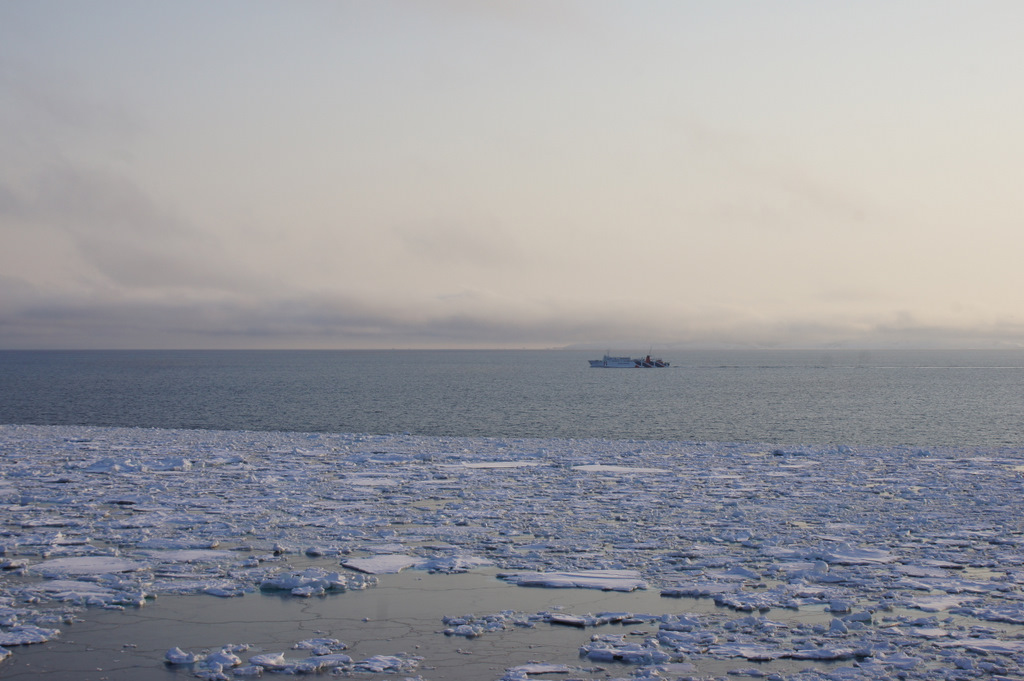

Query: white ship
[
  {"left": 588, "top": 354, "right": 637, "bottom": 368},
  {"left": 588, "top": 353, "right": 670, "bottom": 368}
]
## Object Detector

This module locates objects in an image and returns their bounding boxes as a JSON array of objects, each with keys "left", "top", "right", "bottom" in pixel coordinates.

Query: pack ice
[{"left": 1, "top": 424, "right": 1023, "bottom": 680}]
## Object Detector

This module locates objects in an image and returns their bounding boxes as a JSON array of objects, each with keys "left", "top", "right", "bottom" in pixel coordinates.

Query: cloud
[
  {"left": 3, "top": 3, "right": 1024, "bottom": 350},
  {"left": 391, "top": 217, "right": 525, "bottom": 269},
  {"left": 0, "top": 164, "right": 259, "bottom": 296},
  {"left": 4, "top": 269, "right": 1023, "bottom": 350},
  {"left": 0, "top": 286, "right": 558, "bottom": 349}
]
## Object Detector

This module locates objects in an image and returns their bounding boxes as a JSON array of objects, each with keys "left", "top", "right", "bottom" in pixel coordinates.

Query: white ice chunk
[
  {"left": 27, "top": 579, "right": 116, "bottom": 596},
  {"left": 897, "top": 564, "right": 949, "bottom": 578},
  {"left": 248, "top": 652, "right": 288, "bottom": 669},
  {"left": 0, "top": 625, "right": 61, "bottom": 646},
  {"left": 148, "top": 550, "right": 238, "bottom": 563},
  {"left": 661, "top": 581, "right": 743, "bottom": 598},
  {"left": 259, "top": 567, "right": 372, "bottom": 594},
  {"left": 788, "top": 647, "right": 858, "bottom": 660},
  {"left": 351, "top": 654, "right": 421, "bottom": 672},
  {"left": 902, "top": 594, "right": 972, "bottom": 612},
  {"left": 579, "top": 637, "right": 670, "bottom": 664},
  {"left": 30, "top": 556, "right": 146, "bottom": 576},
  {"left": 442, "top": 611, "right": 530, "bottom": 637},
  {"left": 909, "top": 626, "right": 949, "bottom": 638},
  {"left": 355, "top": 542, "right": 405, "bottom": 554},
  {"left": 202, "top": 585, "right": 247, "bottom": 598},
  {"left": 572, "top": 464, "right": 669, "bottom": 473},
  {"left": 82, "top": 458, "right": 143, "bottom": 473},
  {"left": 344, "top": 476, "right": 400, "bottom": 487},
  {"left": 958, "top": 605, "right": 1024, "bottom": 624},
  {"left": 422, "top": 555, "right": 493, "bottom": 573},
  {"left": 498, "top": 569, "right": 647, "bottom": 591},
  {"left": 165, "top": 646, "right": 205, "bottom": 664},
  {"left": 549, "top": 613, "right": 607, "bottom": 628},
  {"left": 149, "top": 456, "right": 193, "bottom": 471},
  {"left": 136, "top": 538, "right": 221, "bottom": 550},
  {"left": 705, "top": 643, "right": 781, "bottom": 660},
  {"left": 231, "top": 666, "right": 263, "bottom": 677},
  {"left": 293, "top": 637, "right": 346, "bottom": 651},
  {"left": 202, "top": 649, "right": 242, "bottom": 668},
  {"left": 23, "top": 578, "right": 148, "bottom": 608},
  {"left": 294, "top": 652, "right": 353, "bottom": 672},
  {"left": 820, "top": 544, "right": 895, "bottom": 565},
  {"left": 941, "top": 638, "right": 1024, "bottom": 655},
  {"left": 504, "top": 663, "right": 577, "bottom": 675},
  {"left": 876, "top": 652, "right": 922, "bottom": 669},
  {"left": 342, "top": 554, "right": 425, "bottom": 574}
]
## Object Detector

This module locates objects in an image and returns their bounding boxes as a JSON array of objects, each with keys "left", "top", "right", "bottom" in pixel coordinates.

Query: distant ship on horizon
[{"left": 588, "top": 353, "right": 670, "bottom": 368}]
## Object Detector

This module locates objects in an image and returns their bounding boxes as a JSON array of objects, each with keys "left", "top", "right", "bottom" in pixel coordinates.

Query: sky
[{"left": 2, "top": 1, "right": 1024, "bottom": 350}]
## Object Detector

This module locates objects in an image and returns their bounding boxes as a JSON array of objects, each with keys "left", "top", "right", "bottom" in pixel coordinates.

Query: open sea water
[{"left": 1, "top": 348, "right": 1022, "bottom": 447}]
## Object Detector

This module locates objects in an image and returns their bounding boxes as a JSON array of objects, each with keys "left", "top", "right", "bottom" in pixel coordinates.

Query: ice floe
[
  {"left": 571, "top": 464, "right": 669, "bottom": 474},
  {"left": 342, "top": 553, "right": 425, "bottom": 574},
  {"left": 579, "top": 634, "right": 671, "bottom": 664},
  {"left": 0, "top": 625, "right": 60, "bottom": 646},
  {"left": 185, "top": 646, "right": 420, "bottom": 677},
  {"left": 29, "top": 556, "right": 146, "bottom": 576},
  {"left": 258, "top": 567, "right": 376, "bottom": 596},
  {"left": 497, "top": 569, "right": 648, "bottom": 591},
  {"left": 2, "top": 424, "right": 1024, "bottom": 680}
]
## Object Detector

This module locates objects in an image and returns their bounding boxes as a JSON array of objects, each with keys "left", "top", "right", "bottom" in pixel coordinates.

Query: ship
[{"left": 589, "top": 353, "right": 670, "bottom": 368}]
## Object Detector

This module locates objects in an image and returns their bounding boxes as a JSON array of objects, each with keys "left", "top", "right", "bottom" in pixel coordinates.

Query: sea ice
[
  {"left": 147, "top": 549, "right": 238, "bottom": 563},
  {"left": 0, "top": 624, "right": 61, "bottom": 646},
  {"left": 497, "top": 569, "right": 648, "bottom": 591},
  {"left": 579, "top": 636, "right": 670, "bottom": 664},
  {"left": 2, "top": 424, "right": 1024, "bottom": 680},
  {"left": 29, "top": 556, "right": 146, "bottom": 576},
  {"left": 819, "top": 544, "right": 896, "bottom": 565},
  {"left": 421, "top": 554, "right": 494, "bottom": 573},
  {"left": 342, "top": 554, "right": 426, "bottom": 574},
  {"left": 165, "top": 646, "right": 205, "bottom": 664},
  {"left": 503, "top": 663, "right": 576, "bottom": 674},
  {"left": 247, "top": 652, "right": 288, "bottom": 669},
  {"left": 202, "top": 648, "right": 243, "bottom": 669},
  {"left": 293, "top": 637, "right": 346, "bottom": 652},
  {"left": 571, "top": 464, "right": 670, "bottom": 474},
  {"left": 351, "top": 654, "right": 422, "bottom": 673},
  {"left": 293, "top": 652, "right": 353, "bottom": 672},
  {"left": 258, "top": 567, "right": 374, "bottom": 595}
]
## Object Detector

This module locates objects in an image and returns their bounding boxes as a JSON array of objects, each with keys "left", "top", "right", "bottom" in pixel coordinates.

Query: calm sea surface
[{"left": 1, "top": 349, "right": 1022, "bottom": 447}]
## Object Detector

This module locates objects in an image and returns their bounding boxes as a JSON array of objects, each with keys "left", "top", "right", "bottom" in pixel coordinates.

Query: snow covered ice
[{"left": 1, "top": 424, "right": 1024, "bottom": 680}]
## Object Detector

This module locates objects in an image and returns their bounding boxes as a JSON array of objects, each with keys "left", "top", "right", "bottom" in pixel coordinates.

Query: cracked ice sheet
[{"left": 2, "top": 425, "right": 1024, "bottom": 680}]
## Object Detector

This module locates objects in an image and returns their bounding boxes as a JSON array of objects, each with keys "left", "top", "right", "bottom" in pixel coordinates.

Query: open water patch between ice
[{"left": 1, "top": 425, "right": 1024, "bottom": 680}]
